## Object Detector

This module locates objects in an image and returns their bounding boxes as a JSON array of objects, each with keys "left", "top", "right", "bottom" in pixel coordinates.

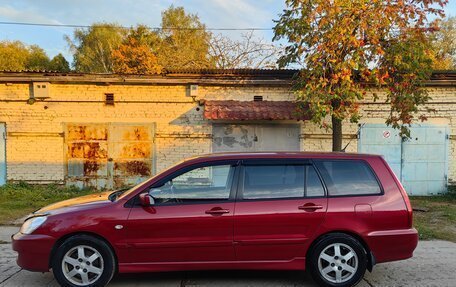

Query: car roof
[{"left": 184, "top": 151, "right": 382, "bottom": 163}]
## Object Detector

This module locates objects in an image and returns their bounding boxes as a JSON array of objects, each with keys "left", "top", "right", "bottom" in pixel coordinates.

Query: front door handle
[
  {"left": 205, "top": 208, "right": 230, "bottom": 215},
  {"left": 298, "top": 204, "right": 323, "bottom": 211}
]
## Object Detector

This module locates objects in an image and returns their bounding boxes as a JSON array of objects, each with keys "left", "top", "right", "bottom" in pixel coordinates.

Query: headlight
[{"left": 20, "top": 216, "right": 47, "bottom": 234}]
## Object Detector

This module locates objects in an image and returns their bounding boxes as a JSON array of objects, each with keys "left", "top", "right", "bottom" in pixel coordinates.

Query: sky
[{"left": 0, "top": 0, "right": 455, "bottom": 63}]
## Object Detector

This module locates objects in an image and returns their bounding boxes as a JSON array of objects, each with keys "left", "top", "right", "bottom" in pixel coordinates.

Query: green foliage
[
  {"left": 25, "top": 45, "right": 51, "bottom": 70},
  {"left": 65, "top": 6, "right": 214, "bottom": 72},
  {"left": 274, "top": 0, "right": 447, "bottom": 148},
  {"left": 66, "top": 23, "right": 126, "bottom": 73},
  {"left": 49, "top": 53, "right": 71, "bottom": 72},
  {"left": 0, "top": 183, "right": 95, "bottom": 224},
  {"left": 156, "top": 5, "right": 214, "bottom": 69},
  {"left": 0, "top": 41, "right": 71, "bottom": 72},
  {"left": 0, "top": 41, "right": 52, "bottom": 71},
  {"left": 0, "top": 41, "right": 29, "bottom": 71}
]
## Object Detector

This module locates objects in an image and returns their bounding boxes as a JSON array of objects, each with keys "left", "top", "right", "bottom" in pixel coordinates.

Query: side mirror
[{"left": 139, "top": 193, "right": 155, "bottom": 207}]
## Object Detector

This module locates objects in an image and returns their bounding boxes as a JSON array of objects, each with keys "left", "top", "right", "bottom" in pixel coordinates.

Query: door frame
[{"left": 0, "top": 123, "right": 6, "bottom": 185}]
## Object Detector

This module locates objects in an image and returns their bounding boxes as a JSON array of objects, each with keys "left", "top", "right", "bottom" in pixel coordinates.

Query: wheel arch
[
  {"left": 306, "top": 230, "right": 376, "bottom": 272},
  {"left": 49, "top": 231, "right": 118, "bottom": 272}
]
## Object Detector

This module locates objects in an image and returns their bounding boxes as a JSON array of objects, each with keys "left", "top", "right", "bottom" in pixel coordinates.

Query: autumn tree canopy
[
  {"left": 156, "top": 6, "right": 213, "bottom": 69},
  {"left": 112, "top": 27, "right": 162, "bottom": 74},
  {"left": 274, "top": 0, "right": 448, "bottom": 151},
  {"left": 0, "top": 40, "right": 70, "bottom": 72},
  {"left": 66, "top": 23, "right": 126, "bottom": 73},
  {"left": 431, "top": 16, "right": 456, "bottom": 70}
]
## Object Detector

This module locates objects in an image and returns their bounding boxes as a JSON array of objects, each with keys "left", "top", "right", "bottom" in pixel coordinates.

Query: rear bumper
[
  {"left": 365, "top": 228, "right": 418, "bottom": 263},
  {"left": 12, "top": 232, "right": 56, "bottom": 272}
]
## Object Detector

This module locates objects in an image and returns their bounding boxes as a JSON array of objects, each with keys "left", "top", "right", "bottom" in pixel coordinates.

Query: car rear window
[{"left": 314, "top": 160, "right": 381, "bottom": 196}]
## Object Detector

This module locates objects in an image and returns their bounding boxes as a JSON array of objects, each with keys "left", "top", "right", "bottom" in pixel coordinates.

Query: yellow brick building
[{"left": 0, "top": 69, "right": 455, "bottom": 195}]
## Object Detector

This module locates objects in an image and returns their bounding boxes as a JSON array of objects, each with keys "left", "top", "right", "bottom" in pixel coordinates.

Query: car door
[
  {"left": 127, "top": 161, "right": 239, "bottom": 263},
  {"left": 233, "top": 160, "right": 328, "bottom": 262}
]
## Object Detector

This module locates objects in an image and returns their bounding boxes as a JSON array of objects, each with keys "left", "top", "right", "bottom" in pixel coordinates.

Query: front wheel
[
  {"left": 52, "top": 234, "right": 116, "bottom": 287},
  {"left": 308, "top": 233, "right": 367, "bottom": 287}
]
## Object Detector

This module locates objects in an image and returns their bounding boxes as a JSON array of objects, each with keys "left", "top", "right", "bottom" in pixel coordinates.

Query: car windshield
[
  {"left": 108, "top": 188, "right": 130, "bottom": 202},
  {"left": 114, "top": 159, "right": 188, "bottom": 201}
]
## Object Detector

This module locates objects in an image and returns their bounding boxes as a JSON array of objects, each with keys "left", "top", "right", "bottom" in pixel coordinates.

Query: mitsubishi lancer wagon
[{"left": 12, "top": 152, "right": 418, "bottom": 287}]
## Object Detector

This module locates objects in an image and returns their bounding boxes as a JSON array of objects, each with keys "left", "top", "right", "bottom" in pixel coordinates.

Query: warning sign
[{"left": 383, "top": 130, "right": 391, "bottom": 138}]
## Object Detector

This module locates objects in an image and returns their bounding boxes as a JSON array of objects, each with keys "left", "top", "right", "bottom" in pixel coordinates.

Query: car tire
[
  {"left": 52, "top": 234, "right": 116, "bottom": 287},
  {"left": 307, "top": 233, "right": 367, "bottom": 287}
]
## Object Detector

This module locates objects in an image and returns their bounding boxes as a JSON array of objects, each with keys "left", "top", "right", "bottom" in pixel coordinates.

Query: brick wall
[{"left": 0, "top": 79, "right": 455, "bottom": 186}]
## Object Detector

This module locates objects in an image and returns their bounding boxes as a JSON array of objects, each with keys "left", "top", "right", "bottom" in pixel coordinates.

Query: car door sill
[{"left": 119, "top": 258, "right": 306, "bottom": 273}]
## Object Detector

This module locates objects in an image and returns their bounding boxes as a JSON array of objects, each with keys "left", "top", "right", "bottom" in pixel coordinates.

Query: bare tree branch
[{"left": 209, "top": 31, "right": 282, "bottom": 69}]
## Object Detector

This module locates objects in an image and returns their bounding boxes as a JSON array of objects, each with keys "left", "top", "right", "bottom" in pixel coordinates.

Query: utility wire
[{"left": 0, "top": 21, "right": 273, "bottom": 31}]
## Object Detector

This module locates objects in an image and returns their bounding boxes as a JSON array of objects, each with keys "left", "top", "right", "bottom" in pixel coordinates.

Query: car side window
[
  {"left": 315, "top": 160, "right": 381, "bottom": 196},
  {"left": 149, "top": 164, "right": 234, "bottom": 204},
  {"left": 306, "top": 165, "right": 325, "bottom": 197},
  {"left": 242, "top": 165, "right": 305, "bottom": 200}
]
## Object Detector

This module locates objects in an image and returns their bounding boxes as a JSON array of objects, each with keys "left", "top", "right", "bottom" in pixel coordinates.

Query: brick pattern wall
[{"left": 0, "top": 81, "right": 455, "bottom": 185}]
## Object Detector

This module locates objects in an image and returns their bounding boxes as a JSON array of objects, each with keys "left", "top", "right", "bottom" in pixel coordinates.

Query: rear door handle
[
  {"left": 298, "top": 204, "right": 323, "bottom": 211},
  {"left": 205, "top": 208, "right": 230, "bottom": 215}
]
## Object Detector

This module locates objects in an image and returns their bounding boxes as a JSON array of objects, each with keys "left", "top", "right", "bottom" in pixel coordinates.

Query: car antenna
[{"left": 341, "top": 123, "right": 365, "bottom": 152}]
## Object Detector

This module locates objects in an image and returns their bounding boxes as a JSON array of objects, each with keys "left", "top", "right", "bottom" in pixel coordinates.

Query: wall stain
[
  {"left": 114, "top": 161, "right": 151, "bottom": 176},
  {"left": 68, "top": 125, "right": 107, "bottom": 141},
  {"left": 83, "top": 160, "right": 100, "bottom": 175},
  {"left": 119, "top": 143, "right": 151, "bottom": 158},
  {"left": 122, "top": 127, "right": 149, "bottom": 141}
]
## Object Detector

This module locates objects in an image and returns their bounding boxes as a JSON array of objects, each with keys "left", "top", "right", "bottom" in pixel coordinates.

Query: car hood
[{"left": 36, "top": 191, "right": 113, "bottom": 214}]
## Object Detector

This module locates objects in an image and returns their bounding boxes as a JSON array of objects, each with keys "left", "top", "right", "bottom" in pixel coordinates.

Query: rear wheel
[
  {"left": 308, "top": 233, "right": 367, "bottom": 287},
  {"left": 52, "top": 235, "right": 115, "bottom": 287}
]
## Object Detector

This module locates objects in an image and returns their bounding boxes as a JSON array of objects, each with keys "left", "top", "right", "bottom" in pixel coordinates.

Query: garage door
[
  {"left": 358, "top": 124, "right": 449, "bottom": 195},
  {"left": 66, "top": 123, "right": 154, "bottom": 189},
  {"left": 212, "top": 124, "right": 300, "bottom": 152}
]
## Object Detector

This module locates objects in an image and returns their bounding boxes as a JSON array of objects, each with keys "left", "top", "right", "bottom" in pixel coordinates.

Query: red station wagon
[{"left": 12, "top": 152, "right": 418, "bottom": 287}]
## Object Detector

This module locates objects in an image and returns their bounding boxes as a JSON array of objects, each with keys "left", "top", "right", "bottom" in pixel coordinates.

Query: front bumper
[
  {"left": 12, "top": 232, "right": 56, "bottom": 272},
  {"left": 366, "top": 228, "right": 419, "bottom": 264}
]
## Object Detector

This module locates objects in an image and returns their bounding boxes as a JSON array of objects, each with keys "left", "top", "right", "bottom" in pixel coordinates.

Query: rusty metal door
[
  {"left": 212, "top": 124, "right": 300, "bottom": 152},
  {"left": 66, "top": 123, "right": 154, "bottom": 189},
  {"left": 109, "top": 124, "right": 154, "bottom": 188}
]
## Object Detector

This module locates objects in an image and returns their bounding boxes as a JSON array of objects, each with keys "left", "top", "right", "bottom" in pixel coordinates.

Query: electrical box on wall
[
  {"left": 188, "top": 84, "right": 198, "bottom": 97},
  {"left": 32, "top": 82, "right": 50, "bottom": 99}
]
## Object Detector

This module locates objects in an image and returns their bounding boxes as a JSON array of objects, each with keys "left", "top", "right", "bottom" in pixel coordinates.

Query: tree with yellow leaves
[
  {"left": 112, "top": 34, "right": 162, "bottom": 74},
  {"left": 274, "top": 0, "right": 448, "bottom": 151}
]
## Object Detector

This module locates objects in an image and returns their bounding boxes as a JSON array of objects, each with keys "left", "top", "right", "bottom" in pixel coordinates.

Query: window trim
[
  {"left": 131, "top": 160, "right": 241, "bottom": 207},
  {"left": 313, "top": 159, "right": 384, "bottom": 198},
  {"left": 236, "top": 159, "right": 326, "bottom": 202}
]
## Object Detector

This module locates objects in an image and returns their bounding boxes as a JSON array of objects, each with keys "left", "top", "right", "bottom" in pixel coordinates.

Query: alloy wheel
[
  {"left": 61, "top": 245, "right": 104, "bottom": 286},
  {"left": 317, "top": 242, "right": 358, "bottom": 284}
]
